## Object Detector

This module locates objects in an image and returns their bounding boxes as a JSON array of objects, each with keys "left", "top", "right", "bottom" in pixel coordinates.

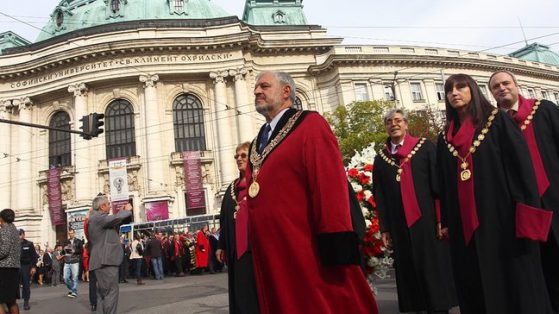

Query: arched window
[
  {"left": 173, "top": 94, "right": 206, "bottom": 152},
  {"left": 49, "top": 111, "right": 71, "bottom": 167},
  {"left": 111, "top": 0, "right": 120, "bottom": 13},
  {"left": 105, "top": 99, "right": 136, "bottom": 160},
  {"left": 293, "top": 96, "right": 303, "bottom": 110}
]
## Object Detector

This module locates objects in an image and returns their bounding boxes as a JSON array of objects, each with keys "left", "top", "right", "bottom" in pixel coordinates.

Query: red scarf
[
  {"left": 447, "top": 117, "right": 479, "bottom": 245},
  {"left": 387, "top": 134, "right": 422, "bottom": 228},
  {"left": 513, "top": 95, "right": 549, "bottom": 196},
  {"left": 235, "top": 178, "right": 249, "bottom": 259}
]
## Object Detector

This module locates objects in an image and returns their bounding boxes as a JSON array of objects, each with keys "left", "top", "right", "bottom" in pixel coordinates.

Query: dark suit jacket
[{"left": 88, "top": 209, "right": 132, "bottom": 271}]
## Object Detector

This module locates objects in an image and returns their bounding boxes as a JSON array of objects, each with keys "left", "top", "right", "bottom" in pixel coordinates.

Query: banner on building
[
  {"left": 66, "top": 208, "right": 88, "bottom": 241},
  {"left": 47, "top": 167, "right": 65, "bottom": 226},
  {"left": 109, "top": 158, "right": 129, "bottom": 214},
  {"left": 145, "top": 201, "right": 169, "bottom": 222},
  {"left": 183, "top": 151, "right": 206, "bottom": 209}
]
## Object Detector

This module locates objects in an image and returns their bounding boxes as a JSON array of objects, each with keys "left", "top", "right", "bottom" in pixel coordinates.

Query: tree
[
  {"left": 406, "top": 104, "right": 445, "bottom": 143},
  {"left": 326, "top": 100, "right": 393, "bottom": 165}
]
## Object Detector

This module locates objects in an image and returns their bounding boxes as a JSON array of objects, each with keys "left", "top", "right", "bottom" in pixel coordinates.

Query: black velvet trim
[{"left": 316, "top": 231, "right": 360, "bottom": 266}]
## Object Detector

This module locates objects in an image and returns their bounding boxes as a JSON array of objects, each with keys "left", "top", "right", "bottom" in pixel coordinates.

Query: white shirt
[
  {"left": 390, "top": 139, "right": 404, "bottom": 155},
  {"left": 267, "top": 108, "right": 290, "bottom": 141}
]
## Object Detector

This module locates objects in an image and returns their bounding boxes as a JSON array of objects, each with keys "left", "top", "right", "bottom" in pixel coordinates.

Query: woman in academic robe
[
  {"left": 437, "top": 73, "right": 553, "bottom": 314},
  {"left": 194, "top": 224, "right": 210, "bottom": 274},
  {"left": 216, "top": 141, "right": 259, "bottom": 314}
]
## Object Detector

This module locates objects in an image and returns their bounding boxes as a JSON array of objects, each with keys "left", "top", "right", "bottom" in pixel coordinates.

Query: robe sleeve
[
  {"left": 499, "top": 112, "right": 553, "bottom": 241},
  {"left": 303, "top": 113, "right": 360, "bottom": 266},
  {"left": 436, "top": 134, "right": 450, "bottom": 228},
  {"left": 372, "top": 156, "right": 390, "bottom": 234},
  {"left": 425, "top": 141, "right": 442, "bottom": 223},
  {"left": 217, "top": 185, "right": 232, "bottom": 251}
]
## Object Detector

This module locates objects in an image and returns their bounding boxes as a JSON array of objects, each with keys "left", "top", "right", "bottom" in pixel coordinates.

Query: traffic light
[
  {"left": 79, "top": 115, "right": 92, "bottom": 140},
  {"left": 91, "top": 113, "right": 105, "bottom": 137}
]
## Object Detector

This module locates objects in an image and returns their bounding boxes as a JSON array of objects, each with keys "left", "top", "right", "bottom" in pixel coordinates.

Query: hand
[
  {"left": 216, "top": 249, "right": 224, "bottom": 263},
  {"left": 122, "top": 203, "right": 132, "bottom": 211},
  {"left": 436, "top": 223, "right": 449, "bottom": 240},
  {"left": 30, "top": 267, "right": 37, "bottom": 276},
  {"left": 381, "top": 232, "right": 392, "bottom": 249}
]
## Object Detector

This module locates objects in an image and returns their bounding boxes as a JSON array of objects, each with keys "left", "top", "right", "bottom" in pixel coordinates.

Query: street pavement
[{"left": 18, "top": 272, "right": 457, "bottom": 313}]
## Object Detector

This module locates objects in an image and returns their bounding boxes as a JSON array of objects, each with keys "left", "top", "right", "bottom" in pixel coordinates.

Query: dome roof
[
  {"left": 36, "top": 0, "right": 233, "bottom": 42},
  {"left": 509, "top": 43, "right": 559, "bottom": 66}
]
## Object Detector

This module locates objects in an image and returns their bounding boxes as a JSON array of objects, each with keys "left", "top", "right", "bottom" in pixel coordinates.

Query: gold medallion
[
  {"left": 460, "top": 169, "right": 472, "bottom": 181},
  {"left": 249, "top": 181, "right": 260, "bottom": 198},
  {"left": 396, "top": 174, "right": 401, "bottom": 182}
]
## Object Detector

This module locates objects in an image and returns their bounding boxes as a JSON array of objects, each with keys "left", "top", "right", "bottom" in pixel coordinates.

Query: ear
[{"left": 282, "top": 84, "right": 292, "bottom": 100}]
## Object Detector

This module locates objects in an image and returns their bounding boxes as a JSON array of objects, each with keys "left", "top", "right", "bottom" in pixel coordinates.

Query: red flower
[
  {"left": 348, "top": 168, "right": 359, "bottom": 178},
  {"left": 367, "top": 196, "right": 377, "bottom": 209},
  {"left": 358, "top": 173, "right": 370, "bottom": 185},
  {"left": 364, "top": 164, "right": 373, "bottom": 172},
  {"left": 356, "top": 190, "right": 365, "bottom": 201}
]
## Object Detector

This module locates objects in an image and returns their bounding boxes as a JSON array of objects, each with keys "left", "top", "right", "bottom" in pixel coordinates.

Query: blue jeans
[
  {"left": 151, "top": 256, "right": 164, "bottom": 280},
  {"left": 133, "top": 258, "right": 143, "bottom": 279},
  {"left": 63, "top": 262, "right": 79, "bottom": 294}
]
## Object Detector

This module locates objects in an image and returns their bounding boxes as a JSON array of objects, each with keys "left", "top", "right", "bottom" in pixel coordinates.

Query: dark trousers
[
  {"left": 133, "top": 258, "right": 143, "bottom": 279},
  {"left": 95, "top": 266, "right": 119, "bottom": 314},
  {"left": 119, "top": 257, "right": 128, "bottom": 281},
  {"left": 89, "top": 268, "right": 97, "bottom": 306},
  {"left": 542, "top": 234, "right": 559, "bottom": 313},
  {"left": 19, "top": 264, "right": 32, "bottom": 301},
  {"left": 173, "top": 256, "right": 183, "bottom": 275}
]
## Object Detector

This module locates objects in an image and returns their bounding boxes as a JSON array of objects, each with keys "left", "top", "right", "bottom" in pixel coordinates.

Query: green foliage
[
  {"left": 326, "top": 100, "right": 394, "bottom": 165},
  {"left": 406, "top": 105, "right": 445, "bottom": 143}
]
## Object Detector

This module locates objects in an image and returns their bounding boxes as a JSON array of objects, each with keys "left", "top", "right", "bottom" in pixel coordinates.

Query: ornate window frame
[{"left": 168, "top": 0, "right": 188, "bottom": 15}]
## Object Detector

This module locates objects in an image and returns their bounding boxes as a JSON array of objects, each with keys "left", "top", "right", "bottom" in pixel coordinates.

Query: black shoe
[
  {"left": 23, "top": 301, "right": 30, "bottom": 310},
  {"left": 90, "top": 304, "right": 97, "bottom": 312}
]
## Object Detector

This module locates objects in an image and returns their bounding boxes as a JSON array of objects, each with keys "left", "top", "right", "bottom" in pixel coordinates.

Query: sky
[{"left": 0, "top": 0, "right": 558, "bottom": 56}]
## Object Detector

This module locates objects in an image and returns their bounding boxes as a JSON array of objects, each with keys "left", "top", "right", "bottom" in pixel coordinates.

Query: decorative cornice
[
  {"left": 13, "top": 97, "right": 33, "bottom": 111},
  {"left": 68, "top": 83, "right": 88, "bottom": 97},
  {"left": 229, "top": 67, "right": 248, "bottom": 81},
  {"left": 139, "top": 74, "right": 159, "bottom": 88}
]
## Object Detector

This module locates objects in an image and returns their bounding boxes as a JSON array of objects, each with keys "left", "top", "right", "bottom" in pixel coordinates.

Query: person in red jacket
[{"left": 193, "top": 224, "right": 210, "bottom": 275}]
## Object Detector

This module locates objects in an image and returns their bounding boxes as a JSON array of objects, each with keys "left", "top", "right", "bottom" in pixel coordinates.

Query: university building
[{"left": 0, "top": 0, "right": 558, "bottom": 244}]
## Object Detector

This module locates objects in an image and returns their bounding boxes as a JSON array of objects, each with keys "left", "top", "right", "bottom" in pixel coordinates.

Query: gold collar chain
[
  {"left": 228, "top": 179, "right": 240, "bottom": 219},
  {"left": 378, "top": 138, "right": 426, "bottom": 182},
  {"left": 444, "top": 108, "right": 498, "bottom": 181},
  {"left": 519, "top": 100, "right": 540, "bottom": 131},
  {"left": 248, "top": 110, "right": 303, "bottom": 198}
]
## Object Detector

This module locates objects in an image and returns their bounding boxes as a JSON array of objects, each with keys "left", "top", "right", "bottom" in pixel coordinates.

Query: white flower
[
  {"left": 351, "top": 182, "right": 363, "bottom": 192},
  {"left": 365, "top": 219, "right": 372, "bottom": 228},
  {"left": 363, "top": 190, "right": 372, "bottom": 200},
  {"left": 361, "top": 206, "right": 369, "bottom": 217},
  {"left": 367, "top": 256, "right": 379, "bottom": 267}
]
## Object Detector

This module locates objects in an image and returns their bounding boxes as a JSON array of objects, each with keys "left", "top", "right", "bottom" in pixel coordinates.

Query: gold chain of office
[
  {"left": 444, "top": 108, "right": 498, "bottom": 181},
  {"left": 378, "top": 138, "right": 426, "bottom": 182}
]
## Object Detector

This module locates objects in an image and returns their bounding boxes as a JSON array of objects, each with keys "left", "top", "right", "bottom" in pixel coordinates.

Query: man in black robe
[
  {"left": 489, "top": 70, "right": 559, "bottom": 313},
  {"left": 373, "top": 109, "right": 456, "bottom": 314}
]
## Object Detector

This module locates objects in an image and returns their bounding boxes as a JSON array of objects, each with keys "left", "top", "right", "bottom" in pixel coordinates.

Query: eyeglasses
[{"left": 234, "top": 153, "right": 248, "bottom": 159}]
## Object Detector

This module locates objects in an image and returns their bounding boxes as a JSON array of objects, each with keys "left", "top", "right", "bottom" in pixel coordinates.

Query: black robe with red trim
[
  {"left": 373, "top": 139, "right": 457, "bottom": 312},
  {"left": 246, "top": 108, "right": 378, "bottom": 314},
  {"left": 437, "top": 111, "right": 553, "bottom": 314},
  {"left": 518, "top": 99, "right": 559, "bottom": 311}
]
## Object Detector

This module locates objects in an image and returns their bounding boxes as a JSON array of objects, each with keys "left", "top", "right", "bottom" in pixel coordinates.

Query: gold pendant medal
[
  {"left": 248, "top": 181, "right": 260, "bottom": 198},
  {"left": 396, "top": 168, "right": 403, "bottom": 182},
  {"left": 460, "top": 161, "right": 471, "bottom": 181}
]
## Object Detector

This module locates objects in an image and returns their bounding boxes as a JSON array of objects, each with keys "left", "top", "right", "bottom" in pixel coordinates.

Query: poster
[
  {"left": 145, "top": 201, "right": 169, "bottom": 222},
  {"left": 183, "top": 151, "right": 206, "bottom": 209},
  {"left": 109, "top": 158, "right": 129, "bottom": 214},
  {"left": 66, "top": 208, "right": 88, "bottom": 241},
  {"left": 47, "top": 167, "right": 65, "bottom": 226}
]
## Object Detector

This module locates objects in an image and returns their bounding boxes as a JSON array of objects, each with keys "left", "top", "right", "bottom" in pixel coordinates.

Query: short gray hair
[
  {"left": 489, "top": 70, "right": 519, "bottom": 87},
  {"left": 383, "top": 108, "right": 407, "bottom": 124},
  {"left": 92, "top": 195, "right": 108, "bottom": 211},
  {"left": 256, "top": 71, "right": 297, "bottom": 103}
]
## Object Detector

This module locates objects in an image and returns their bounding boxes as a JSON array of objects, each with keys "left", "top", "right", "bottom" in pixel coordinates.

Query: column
[
  {"left": 14, "top": 97, "right": 34, "bottom": 211},
  {"left": 68, "top": 83, "right": 91, "bottom": 202},
  {"left": 0, "top": 100, "right": 12, "bottom": 208},
  {"left": 230, "top": 68, "right": 256, "bottom": 142},
  {"left": 210, "top": 71, "right": 236, "bottom": 187},
  {"left": 139, "top": 74, "right": 165, "bottom": 194}
]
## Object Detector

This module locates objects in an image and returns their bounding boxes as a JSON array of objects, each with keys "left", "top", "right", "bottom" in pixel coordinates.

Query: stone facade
[{"left": 0, "top": 17, "right": 558, "bottom": 245}]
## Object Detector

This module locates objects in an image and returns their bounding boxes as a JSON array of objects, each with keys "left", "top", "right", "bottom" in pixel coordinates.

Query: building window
[
  {"left": 173, "top": 94, "right": 206, "bottom": 152},
  {"left": 541, "top": 91, "right": 548, "bottom": 100},
  {"left": 105, "top": 99, "right": 136, "bottom": 160},
  {"left": 354, "top": 83, "right": 369, "bottom": 101},
  {"left": 435, "top": 83, "right": 445, "bottom": 101},
  {"left": 172, "top": 0, "right": 184, "bottom": 11},
  {"left": 384, "top": 85, "right": 394, "bottom": 101},
  {"left": 111, "top": 0, "right": 120, "bottom": 13},
  {"left": 293, "top": 96, "right": 303, "bottom": 110},
  {"left": 49, "top": 111, "right": 71, "bottom": 167},
  {"left": 528, "top": 89, "right": 536, "bottom": 99},
  {"left": 410, "top": 82, "right": 423, "bottom": 101}
]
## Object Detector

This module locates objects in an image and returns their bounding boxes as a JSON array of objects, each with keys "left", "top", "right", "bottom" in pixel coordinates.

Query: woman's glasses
[{"left": 234, "top": 153, "right": 248, "bottom": 159}]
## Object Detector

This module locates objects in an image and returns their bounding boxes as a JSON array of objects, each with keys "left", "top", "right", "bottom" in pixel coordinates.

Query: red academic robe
[
  {"left": 195, "top": 230, "right": 209, "bottom": 268},
  {"left": 247, "top": 109, "right": 378, "bottom": 314}
]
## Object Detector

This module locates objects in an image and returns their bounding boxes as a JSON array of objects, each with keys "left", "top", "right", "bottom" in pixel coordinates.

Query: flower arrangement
[{"left": 347, "top": 143, "right": 393, "bottom": 284}]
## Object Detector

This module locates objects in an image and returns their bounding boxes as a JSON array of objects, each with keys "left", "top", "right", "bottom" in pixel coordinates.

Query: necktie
[
  {"left": 393, "top": 144, "right": 401, "bottom": 155},
  {"left": 258, "top": 124, "right": 272, "bottom": 153},
  {"left": 508, "top": 109, "right": 516, "bottom": 118}
]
